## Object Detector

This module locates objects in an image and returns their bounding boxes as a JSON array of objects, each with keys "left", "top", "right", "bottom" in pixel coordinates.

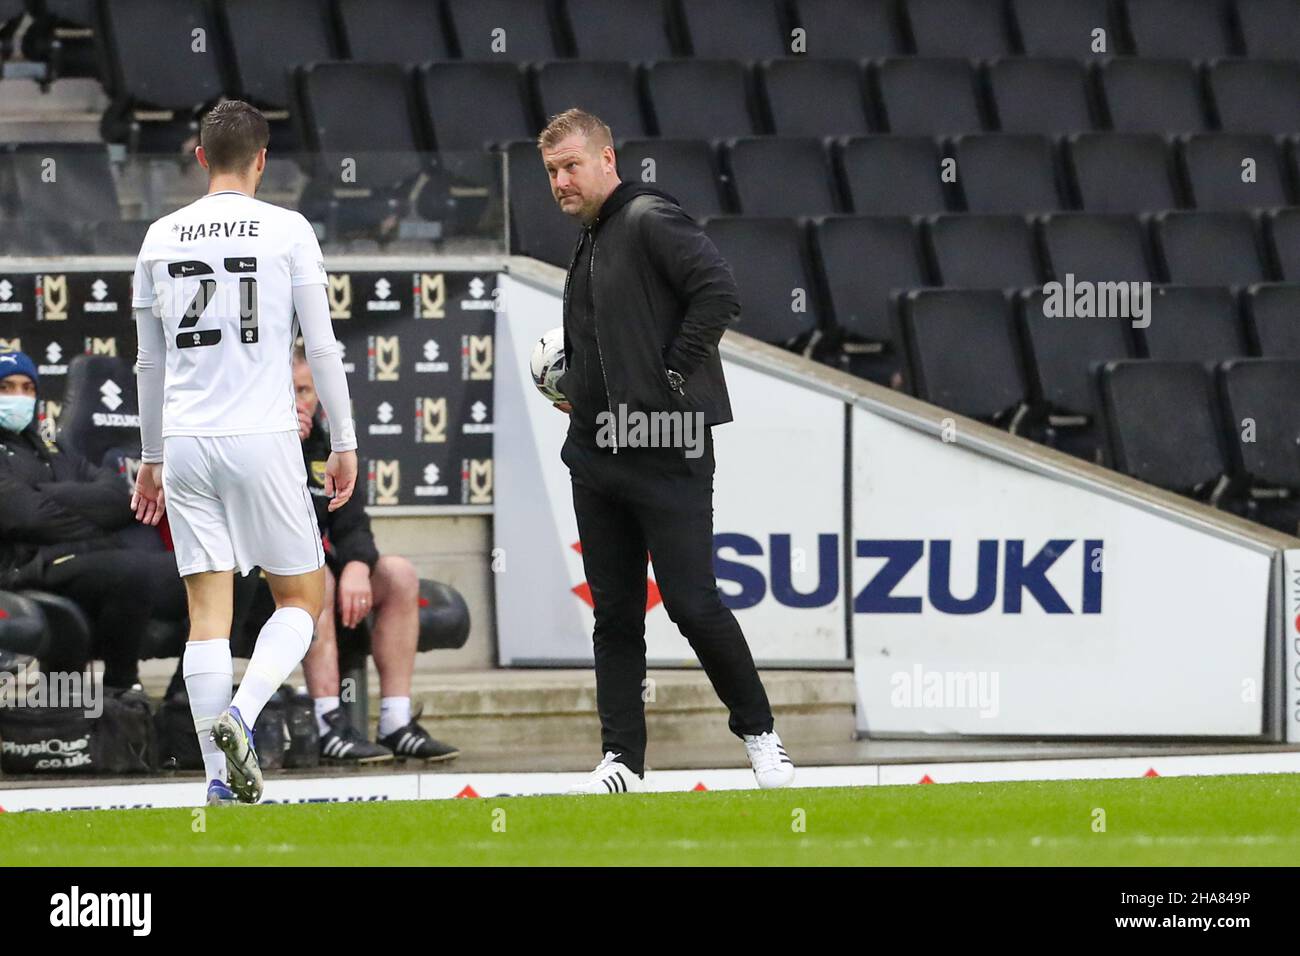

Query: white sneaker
[
  {"left": 743, "top": 731, "right": 795, "bottom": 789},
  {"left": 566, "top": 752, "right": 644, "bottom": 795}
]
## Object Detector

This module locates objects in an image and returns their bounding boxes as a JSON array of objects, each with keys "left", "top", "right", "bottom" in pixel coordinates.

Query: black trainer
[
  {"left": 378, "top": 710, "right": 460, "bottom": 762},
  {"left": 320, "top": 707, "right": 393, "bottom": 763}
]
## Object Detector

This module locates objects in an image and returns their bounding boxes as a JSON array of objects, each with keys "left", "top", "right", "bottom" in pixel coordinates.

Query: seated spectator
[
  {"left": 0, "top": 350, "right": 188, "bottom": 689},
  {"left": 292, "top": 345, "right": 459, "bottom": 762}
]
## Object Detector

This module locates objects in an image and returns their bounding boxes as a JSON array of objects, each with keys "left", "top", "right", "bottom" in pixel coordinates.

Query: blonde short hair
[{"left": 537, "top": 108, "right": 613, "bottom": 153}]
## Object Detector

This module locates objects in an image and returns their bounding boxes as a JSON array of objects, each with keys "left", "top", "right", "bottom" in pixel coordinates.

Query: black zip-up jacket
[
  {"left": 302, "top": 412, "right": 380, "bottom": 573},
  {"left": 558, "top": 182, "right": 739, "bottom": 449},
  {"left": 0, "top": 421, "right": 135, "bottom": 587}
]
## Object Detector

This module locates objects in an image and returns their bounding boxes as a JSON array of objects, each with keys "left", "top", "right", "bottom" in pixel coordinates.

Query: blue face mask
[{"left": 0, "top": 394, "right": 36, "bottom": 433}]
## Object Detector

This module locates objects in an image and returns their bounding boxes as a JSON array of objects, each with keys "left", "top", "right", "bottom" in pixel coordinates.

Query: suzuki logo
[
  {"left": 100, "top": 380, "right": 123, "bottom": 411},
  {"left": 91, "top": 279, "right": 108, "bottom": 301},
  {"left": 45, "top": 342, "right": 61, "bottom": 363},
  {"left": 0, "top": 280, "right": 11, "bottom": 301},
  {"left": 423, "top": 340, "right": 440, "bottom": 361},
  {"left": 469, "top": 276, "right": 485, "bottom": 299},
  {"left": 423, "top": 464, "right": 440, "bottom": 485},
  {"left": 377, "top": 401, "right": 393, "bottom": 424},
  {"left": 374, "top": 278, "right": 391, "bottom": 300},
  {"left": 470, "top": 400, "right": 487, "bottom": 423}
]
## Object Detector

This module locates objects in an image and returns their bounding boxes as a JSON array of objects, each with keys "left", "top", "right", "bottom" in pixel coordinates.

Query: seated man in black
[
  {"left": 292, "top": 345, "right": 458, "bottom": 762},
  {"left": 0, "top": 350, "right": 188, "bottom": 689}
]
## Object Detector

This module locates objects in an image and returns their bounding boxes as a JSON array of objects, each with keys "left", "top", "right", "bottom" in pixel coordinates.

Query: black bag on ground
[
  {"left": 281, "top": 687, "right": 319, "bottom": 769},
  {"left": 0, "top": 704, "right": 95, "bottom": 774},
  {"left": 91, "top": 687, "right": 157, "bottom": 774},
  {"left": 155, "top": 691, "right": 203, "bottom": 770},
  {"left": 156, "top": 684, "right": 320, "bottom": 773}
]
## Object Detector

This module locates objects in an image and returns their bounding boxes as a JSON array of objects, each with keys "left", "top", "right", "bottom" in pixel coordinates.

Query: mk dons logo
[
  {"left": 327, "top": 274, "right": 352, "bottom": 319},
  {"left": 311, "top": 460, "right": 327, "bottom": 487},
  {"left": 416, "top": 396, "right": 448, "bottom": 443},
  {"left": 463, "top": 458, "right": 493, "bottom": 504},
  {"left": 368, "top": 335, "right": 400, "bottom": 382},
  {"left": 85, "top": 336, "right": 117, "bottom": 356},
  {"left": 370, "top": 459, "right": 400, "bottom": 506},
  {"left": 0, "top": 337, "right": 20, "bottom": 353},
  {"left": 39, "top": 274, "right": 68, "bottom": 321},
  {"left": 463, "top": 334, "right": 493, "bottom": 381},
  {"left": 415, "top": 273, "right": 445, "bottom": 319}
]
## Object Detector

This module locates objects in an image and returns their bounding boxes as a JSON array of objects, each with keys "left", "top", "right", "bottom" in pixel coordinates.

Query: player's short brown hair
[
  {"left": 536, "top": 108, "right": 613, "bottom": 153},
  {"left": 200, "top": 100, "right": 270, "bottom": 173}
]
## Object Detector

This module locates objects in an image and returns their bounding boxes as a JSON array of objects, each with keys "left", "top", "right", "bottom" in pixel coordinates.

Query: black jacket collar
[{"left": 588, "top": 181, "right": 680, "bottom": 234}]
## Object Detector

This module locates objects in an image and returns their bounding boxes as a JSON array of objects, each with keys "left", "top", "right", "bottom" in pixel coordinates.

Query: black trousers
[
  {"left": 38, "top": 549, "right": 188, "bottom": 688},
  {"left": 562, "top": 430, "right": 774, "bottom": 776}
]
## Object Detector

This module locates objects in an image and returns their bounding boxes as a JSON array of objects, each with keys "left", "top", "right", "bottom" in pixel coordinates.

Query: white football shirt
[{"left": 132, "top": 190, "right": 327, "bottom": 438}]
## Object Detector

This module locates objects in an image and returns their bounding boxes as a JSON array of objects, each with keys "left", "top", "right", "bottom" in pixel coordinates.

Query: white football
[{"left": 530, "top": 327, "right": 567, "bottom": 403}]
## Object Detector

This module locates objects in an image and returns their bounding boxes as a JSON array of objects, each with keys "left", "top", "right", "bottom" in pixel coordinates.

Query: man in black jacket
[
  {"left": 0, "top": 350, "right": 187, "bottom": 688},
  {"left": 539, "top": 109, "right": 795, "bottom": 793},
  {"left": 292, "top": 348, "right": 458, "bottom": 763}
]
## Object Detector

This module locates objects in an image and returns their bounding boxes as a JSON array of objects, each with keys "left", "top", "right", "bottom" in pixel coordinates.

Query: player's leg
[{"left": 369, "top": 555, "right": 457, "bottom": 760}]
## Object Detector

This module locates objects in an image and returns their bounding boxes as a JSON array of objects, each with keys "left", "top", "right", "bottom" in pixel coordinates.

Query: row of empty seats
[{"left": 11, "top": 0, "right": 1300, "bottom": 79}]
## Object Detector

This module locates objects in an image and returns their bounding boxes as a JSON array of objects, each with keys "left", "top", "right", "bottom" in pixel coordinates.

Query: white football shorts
[{"left": 163, "top": 430, "right": 325, "bottom": 577}]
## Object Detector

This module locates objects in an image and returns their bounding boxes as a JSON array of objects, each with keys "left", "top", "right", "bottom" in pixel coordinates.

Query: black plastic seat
[
  {"left": 506, "top": 140, "right": 581, "bottom": 267},
  {"left": 987, "top": 58, "right": 1095, "bottom": 135},
  {"left": 1010, "top": 0, "right": 1115, "bottom": 58},
  {"left": 702, "top": 217, "right": 821, "bottom": 346},
  {"left": 678, "top": 0, "right": 790, "bottom": 58},
  {"left": 444, "top": 0, "right": 560, "bottom": 60},
  {"left": 902, "top": 289, "right": 1029, "bottom": 425},
  {"left": 1207, "top": 59, "right": 1300, "bottom": 134},
  {"left": 533, "top": 61, "right": 648, "bottom": 138},
  {"left": 876, "top": 58, "right": 986, "bottom": 136},
  {"left": 222, "top": 0, "right": 337, "bottom": 117},
  {"left": 760, "top": 59, "right": 871, "bottom": 137},
  {"left": 1140, "top": 285, "right": 1249, "bottom": 363},
  {"left": 838, "top": 136, "right": 949, "bottom": 215},
  {"left": 1234, "top": 0, "right": 1300, "bottom": 58},
  {"left": 1040, "top": 213, "right": 1155, "bottom": 283},
  {"left": 646, "top": 59, "right": 758, "bottom": 139},
  {"left": 1181, "top": 134, "right": 1291, "bottom": 210},
  {"left": 952, "top": 134, "right": 1062, "bottom": 213},
  {"left": 7, "top": 143, "right": 122, "bottom": 224},
  {"left": 337, "top": 0, "right": 452, "bottom": 61},
  {"left": 1097, "top": 58, "right": 1209, "bottom": 134},
  {"left": 726, "top": 138, "right": 839, "bottom": 216},
  {"left": 906, "top": 0, "right": 1012, "bottom": 57},
  {"left": 419, "top": 63, "right": 534, "bottom": 152},
  {"left": 1067, "top": 133, "right": 1180, "bottom": 213},
  {"left": 1218, "top": 357, "right": 1300, "bottom": 492},
  {"left": 1154, "top": 211, "right": 1269, "bottom": 285},
  {"left": 789, "top": 0, "right": 903, "bottom": 57},
  {"left": 615, "top": 139, "right": 725, "bottom": 217},
  {"left": 1125, "top": 0, "right": 1237, "bottom": 58},
  {"left": 1100, "top": 359, "right": 1229, "bottom": 496},
  {"left": 927, "top": 214, "right": 1042, "bottom": 289},
  {"left": 564, "top": 0, "right": 676, "bottom": 59},
  {"left": 1269, "top": 209, "right": 1300, "bottom": 281},
  {"left": 1246, "top": 283, "right": 1300, "bottom": 357}
]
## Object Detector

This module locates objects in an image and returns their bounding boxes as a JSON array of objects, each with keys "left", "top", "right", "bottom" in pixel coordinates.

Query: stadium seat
[
  {"left": 1018, "top": 287, "right": 1135, "bottom": 461},
  {"left": 6, "top": 142, "right": 121, "bottom": 225},
  {"left": 788, "top": 0, "right": 903, "bottom": 58},
  {"left": 875, "top": 58, "right": 986, "bottom": 136},
  {"left": 837, "top": 135, "right": 949, "bottom": 215},
  {"left": 21, "top": 0, "right": 104, "bottom": 80},
  {"left": 1269, "top": 209, "right": 1300, "bottom": 281},
  {"left": 221, "top": 0, "right": 338, "bottom": 137},
  {"left": 951, "top": 134, "right": 1062, "bottom": 214},
  {"left": 902, "top": 289, "right": 1029, "bottom": 427},
  {"left": 725, "top": 138, "right": 840, "bottom": 216},
  {"left": 533, "top": 61, "right": 648, "bottom": 138},
  {"left": 1245, "top": 283, "right": 1300, "bottom": 357},
  {"left": 905, "top": 0, "right": 1012, "bottom": 57},
  {"left": 759, "top": 59, "right": 872, "bottom": 138},
  {"left": 1010, "top": 0, "right": 1116, "bottom": 58},
  {"left": 99, "top": 0, "right": 226, "bottom": 151},
  {"left": 336, "top": 0, "right": 452, "bottom": 62},
  {"left": 1066, "top": 133, "right": 1181, "bottom": 213},
  {"left": 1040, "top": 214, "right": 1156, "bottom": 283},
  {"left": 506, "top": 140, "right": 581, "bottom": 267},
  {"left": 418, "top": 62, "right": 535, "bottom": 152},
  {"left": 1097, "top": 58, "right": 1209, "bottom": 134},
  {"left": 646, "top": 59, "right": 758, "bottom": 139},
  {"left": 987, "top": 58, "right": 1095, "bottom": 135},
  {"left": 1124, "top": 0, "right": 1238, "bottom": 58},
  {"left": 1139, "top": 285, "right": 1249, "bottom": 363},
  {"left": 1207, "top": 59, "right": 1300, "bottom": 134},
  {"left": 1180, "top": 134, "right": 1291, "bottom": 211},
  {"left": 1217, "top": 358, "right": 1300, "bottom": 526},
  {"left": 1154, "top": 211, "right": 1269, "bottom": 285},
  {"left": 812, "top": 215, "right": 929, "bottom": 383},
  {"left": 1100, "top": 359, "right": 1230, "bottom": 497},
  {"left": 0, "top": 591, "right": 49, "bottom": 663},
  {"left": 563, "top": 0, "right": 677, "bottom": 60},
  {"left": 676, "top": 0, "right": 790, "bottom": 59},
  {"left": 702, "top": 217, "right": 821, "bottom": 347},
  {"left": 444, "top": 0, "right": 561, "bottom": 60},
  {"left": 927, "top": 214, "right": 1042, "bottom": 289},
  {"left": 1234, "top": 0, "right": 1300, "bottom": 58},
  {"left": 616, "top": 139, "right": 726, "bottom": 217}
]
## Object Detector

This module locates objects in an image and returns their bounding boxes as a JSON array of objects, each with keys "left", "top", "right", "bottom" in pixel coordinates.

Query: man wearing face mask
[{"left": 0, "top": 350, "right": 187, "bottom": 688}]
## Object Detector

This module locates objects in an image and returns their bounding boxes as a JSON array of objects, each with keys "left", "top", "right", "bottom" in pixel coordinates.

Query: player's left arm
[{"left": 639, "top": 202, "right": 741, "bottom": 381}]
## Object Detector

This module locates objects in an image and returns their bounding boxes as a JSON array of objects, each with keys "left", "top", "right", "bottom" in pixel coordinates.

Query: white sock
[
  {"left": 183, "top": 638, "right": 233, "bottom": 783},
  {"left": 379, "top": 696, "right": 412, "bottom": 737},
  {"left": 231, "top": 606, "right": 314, "bottom": 728},
  {"left": 314, "top": 695, "right": 340, "bottom": 736}
]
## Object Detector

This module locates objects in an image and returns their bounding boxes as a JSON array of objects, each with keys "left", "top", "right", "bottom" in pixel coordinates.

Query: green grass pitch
[{"left": 3, "top": 773, "right": 1298, "bottom": 866}]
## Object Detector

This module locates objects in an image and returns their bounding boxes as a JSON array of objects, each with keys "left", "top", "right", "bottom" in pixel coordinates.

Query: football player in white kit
[{"left": 129, "top": 101, "right": 358, "bottom": 805}]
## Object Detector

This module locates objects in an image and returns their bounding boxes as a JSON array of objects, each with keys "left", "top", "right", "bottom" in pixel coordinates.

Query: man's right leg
[
  {"left": 180, "top": 570, "right": 235, "bottom": 793},
  {"left": 229, "top": 567, "right": 324, "bottom": 728}
]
